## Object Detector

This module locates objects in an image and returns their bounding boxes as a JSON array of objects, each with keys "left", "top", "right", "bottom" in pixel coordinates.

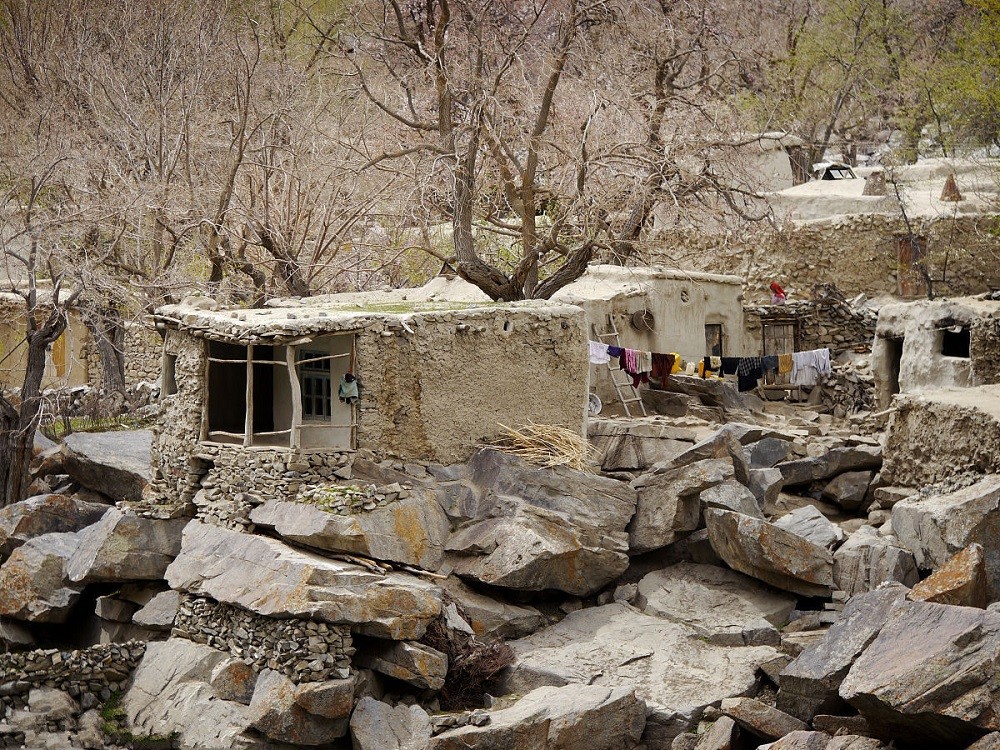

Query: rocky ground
[{"left": 1, "top": 375, "right": 997, "bottom": 749}]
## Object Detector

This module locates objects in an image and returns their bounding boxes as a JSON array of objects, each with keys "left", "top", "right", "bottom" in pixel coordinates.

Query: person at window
[{"left": 770, "top": 281, "right": 787, "bottom": 305}]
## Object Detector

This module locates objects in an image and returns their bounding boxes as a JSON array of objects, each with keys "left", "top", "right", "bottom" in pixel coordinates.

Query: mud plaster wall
[
  {"left": 871, "top": 299, "right": 985, "bottom": 408},
  {"left": 882, "top": 394, "right": 1000, "bottom": 486},
  {"left": 744, "top": 300, "right": 876, "bottom": 357},
  {"left": 0, "top": 299, "right": 91, "bottom": 390},
  {"left": 354, "top": 307, "right": 588, "bottom": 464},
  {"left": 651, "top": 214, "right": 1000, "bottom": 300}
]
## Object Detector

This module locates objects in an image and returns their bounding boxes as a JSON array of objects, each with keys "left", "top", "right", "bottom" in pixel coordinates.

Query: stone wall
[
  {"left": 172, "top": 595, "right": 353, "bottom": 683},
  {"left": 124, "top": 320, "right": 163, "bottom": 385},
  {"left": 972, "top": 316, "right": 1000, "bottom": 385},
  {"left": 744, "top": 298, "right": 877, "bottom": 357},
  {"left": 882, "top": 388, "right": 1000, "bottom": 486},
  {"left": 0, "top": 641, "right": 146, "bottom": 709},
  {"left": 653, "top": 213, "right": 1000, "bottom": 300}
]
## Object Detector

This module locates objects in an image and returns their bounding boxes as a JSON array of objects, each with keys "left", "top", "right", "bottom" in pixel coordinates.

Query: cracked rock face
[
  {"left": 0, "top": 531, "right": 83, "bottom": 623},
  {"left": 165, "top": 521, "right": 442, "bottom": 639},
  {"left": 66, "top": 508, "right": 187, "bottom": 584},
  {"left": 503, "top": 602, "right": 778, "bottom": 747}
]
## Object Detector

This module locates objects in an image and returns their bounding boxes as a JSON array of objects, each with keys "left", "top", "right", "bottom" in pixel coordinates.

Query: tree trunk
[
  {"left": 0, "top": 338, "right": 48, "bottom": 506},
  {"left": 82, "top": 306, "right": 126, "bottom": 393}
]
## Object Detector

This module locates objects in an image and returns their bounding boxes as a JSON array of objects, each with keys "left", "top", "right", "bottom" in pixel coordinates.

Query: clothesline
[{"left": 588, "top": 341, "right": 832, "bottom": 393}]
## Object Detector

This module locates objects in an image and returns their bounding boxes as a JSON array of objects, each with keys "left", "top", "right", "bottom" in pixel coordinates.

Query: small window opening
[
  {"left": 941, "top": 327, "right": 970, "bottom": 358},
  {"left": 162, "top": 354, "right": 178, "bottom": 396},
  {"left": 502, "top": 320, "right": 513, "bottom": 333},
  {"left": 886, "top": 337, "right": 904, "bottom": 397},
  {"left": 299, "top": 350, "right": 333, "bottom": 420},
  {"left": 705, "top": 324, "right": 724, "bottom": 357}
]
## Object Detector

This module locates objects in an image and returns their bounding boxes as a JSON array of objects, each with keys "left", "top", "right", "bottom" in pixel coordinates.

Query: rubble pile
[{"left": 5, "top": 369, "right": 1000, "bottom": 750}]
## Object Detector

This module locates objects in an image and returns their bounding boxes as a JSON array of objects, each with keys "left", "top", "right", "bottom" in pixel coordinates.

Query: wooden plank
[
  {"left": 243, "top": 344, "right": 254, "bottom": 447},
  {"left": 287, "top": 346, "right": 302, "bottom": 450}
]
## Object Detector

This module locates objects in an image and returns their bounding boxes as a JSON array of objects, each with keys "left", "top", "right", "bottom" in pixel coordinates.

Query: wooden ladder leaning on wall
[{"left": 593, "top": 316, "right": 647, "bottom": 418}]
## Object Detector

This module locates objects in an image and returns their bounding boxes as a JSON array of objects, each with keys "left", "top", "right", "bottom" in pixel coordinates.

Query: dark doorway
[
  {"left": 941, "top": 328, "right": 970, "bottom": 358},
  {"left": 886, "top": 337, "right": 904, "bottom": 397}
]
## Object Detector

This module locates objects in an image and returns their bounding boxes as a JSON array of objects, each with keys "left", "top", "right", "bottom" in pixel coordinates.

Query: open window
[
  {"left": 941, "top": 327, "right": 970, "bottom": 358},
  {"left": 204, "top": 334, "right": 356, "bottom": 449}
]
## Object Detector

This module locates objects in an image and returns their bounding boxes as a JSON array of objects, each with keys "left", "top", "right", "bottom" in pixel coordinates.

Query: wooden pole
[{"left": 287, "top": 345, "right": 301, "bottom": 449}]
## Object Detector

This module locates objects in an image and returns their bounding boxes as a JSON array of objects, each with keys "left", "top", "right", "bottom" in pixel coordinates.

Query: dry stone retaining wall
[
  {"left": 172, "top": 595, "right": 354, "bottom": 683},
  {"left": 744, "top": 300, "right": 877, "bottom": 357},
  {"left": 0, "top": 641, "right": 146, "bottom": 709}
]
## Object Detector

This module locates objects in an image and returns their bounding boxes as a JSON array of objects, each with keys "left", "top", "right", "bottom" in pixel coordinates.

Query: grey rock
[
  {"left": 825, "top": 735, "right": 885, "bottom": 750},
  {"left": 767, "top": 731, "right": 833, "bottom": 750},
  {"left": 588, "top": 419, "right": 695, "bottom": 472},
  {"left": 748, "top": 468, "right": 784, "bottom": 508},
  {"left": 166, "top": 521, "right": 442, "bottom": 639},
  {"left": 123, "top": 638, "right": 256, "bottom": 750},
  {"left": 66, "top": 508, "right": 186, "bottom": 583},
  {"left": 349, "top": 697, "right": 432, "bottom": 750},
  {"left": 891, "top": 475, "right": 1000, "bottom": 598},
  {"left": 694, "top": 715, "right": 739, "bottom": 750},
  {"left": 701, "top": 480, "right": 763, "bottom": 519},
  {"left": 0, "top": 494, "right": 108, "bottom": 558},
  {"left": 60, "top": 429, "right": 151, "bottom": 503},
  {"left": 720, "top": 697, "right": 806, "bottom": 740},
  {"left": 750, "top": 438, "right": 792, "bottom": 469},
  {"left": 773, "top": 506, "right": 846, "bottom": 551},
  {"left": 210, "top": 658, "right": 257, "bottom": 705},
  {"left": 504, "top": 603, "right": 778, "bottom": 746},
  {"left": 27, "top": 688, "right": 78, "bottom": 722},
  {"left": 909, "top": 542, "right": 989, "bottom": 608},
  {"left": 132, "top": 590, "right": 181, "bottom": 631},
  {"left": 705, "top": 509, "right": 834, "bottom": 597},
  {"left": 968, "top": 734, "right": 1000, "bottom": 750},
  {"left": 777, "top": 446, "right": 882, "bottom": 487},
  {"left": 427, "top": 684, "right": 645, "bottom": 750},
  {"left": 354, "top": 641, "right": 448, "bottom": 691},
  {"left": 661, "top": 426, "right": 751, "bottom": 482},
  {"left": 821, "top": 471, "right": 874, "bottom": 512},
  {"left": 248, "top": 669, "right": 354, "bottom": 745},
  {"left": 0, "top": 531, "right": 82, "bottom": 622},
  {"left": 635, "top": 562, "right": 795, "bottom": 646},
  {"left": 95, "top": 594, "right": 138, "bottom": 622},
  {"left": 76, "top": 709, "right": 107, "bottom": 749},
  {"left": 840, "top": 599, "right": 1000, "bottom": 746},
  {"left": 439, "top": 576, "right": 543, "bottom": 640},
  {"left": 0, "top": 617, "right": 35, "bottom": 648},
  {"left": 777, "top": 584, "right": 908, "bottom": 721},
  {"left": 447, "top": 450, "right": 636, "bottom": 596},
  {"left": 833, "top": 526, "right": 919, "bottom": 596},
  {"left": 628, "top": 459, "right": 734, "bottom": 554},
  {"left": 250, "top": 493, "right": 450, "bottom": 570}
]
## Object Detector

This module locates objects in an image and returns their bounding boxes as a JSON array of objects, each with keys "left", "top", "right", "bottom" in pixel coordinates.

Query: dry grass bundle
[{"left": 492, "top": 421, "right": 595, "bottom": 472}]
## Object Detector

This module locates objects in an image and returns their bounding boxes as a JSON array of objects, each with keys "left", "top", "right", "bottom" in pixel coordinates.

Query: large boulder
[
  {"left": 839, "top": 600, "right": 1000, "bottom": 746},
  {"left": 445, "top": 449, "right": 636, "bottom": 596},
  {"left": 821, "top": 471, "right": 874, "bottom": 512},
  {"left": 777, "top": 584, "right": 908, "bottom": 722},
  {"left": 891, "top": 476, "right": 1000, "bottom": 599},
  {"left": 777, "top": 447, "right": 882, "bottom": 487},
  {"left": 439, "top": 576, "right": 543, "bottom": 640},
  {"left": 0, "top": 494, "right": 108, "bottom": 558},
  {"left": 635, "top": 563, "right": 795, "bottom": 646},
  {"left": 427, "top": 684, "right": 646, "bottom": 750},
  {"left": 909, "top": 543, "right": 989, "bottom": 608},
  {"left": 588, "top": 418, "right": 696, "bottom": 472},
  {"left": 247, "top": 669, "right": 354, "bottom": 745},
  {"left": 353, "top": 641, "right": 448, "bottom": 690},
  {"left": 66, "top": 508, "right": 187, "bottom": 583},
  {"left": 504, "top": 603, "right": 778, "bottom": 746},
  {"left": 705, "top": 509, "right": 834, "bottom": 598},
  {"left": 700, "top": 480, "right": 764, "bottom": 519},
  {"left": 628, "top": 459, "right": 734, "bottom": 554},
  {"left": 349, "top": 697, "right": 432, "bottom": 750},
  {"left": 60, "top": 429, "right": 151, "bottom": 502},
  {"left": 773, "top": 506, "right": 846, "bottom": 551},
  {"left": 250, "top": 493, "right": 450, "bottom": 570},
  {"left": 720, "top": 697, "right": 807, "bottom": 740},
  {"left": 832, "top": 526, "right": 919, "bottom": 596},
  {"left": 0, "top": 531, "right": 82, "bottom": 623},
  {"left": 166, "top": 521, "right": 441, "bottom": 639},
  {"left": 122, "top": 638, "right": 256, "bottom": 750}
]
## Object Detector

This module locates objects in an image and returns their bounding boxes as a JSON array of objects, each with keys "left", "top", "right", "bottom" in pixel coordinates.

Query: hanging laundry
[
  {"left": 791, "top": 348, "right": 832, "bottom": 387},
  {"left": 710, "top": 355, "right": 722, "bottom": 370},
  {"left": 737, "top": 357, "right": 764, "bottom": 392},
  {"left": 588, "top": 340, "right": 610, "bottom": 364},
  {"left": 637, "top": 350, "right": 653, "bottom": 374},
  {"left": 651, "top": 353, "right": 674, "bottom": 388},
  {"left": 778, "top": 353, "right": 793, "bottom": 375},
  {"left": 762, "top": 355, "right": 779, "bottom": 374},
  {"left": 607, "top": 345, "right": 624, "bottom": 358},
  {"left": 338, "top": 373, "right": 360, "bottom": 403},
  {"left": 720, "top": 357, "right": 740, "bottom": 375},
  {"left": 621, "top": 348, "right": 650, "bottom": 388}
]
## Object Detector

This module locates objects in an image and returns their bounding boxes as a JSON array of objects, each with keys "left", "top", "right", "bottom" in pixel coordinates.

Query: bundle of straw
[{"left": 492, "top": 421, "right": 595, "bottom": 472}]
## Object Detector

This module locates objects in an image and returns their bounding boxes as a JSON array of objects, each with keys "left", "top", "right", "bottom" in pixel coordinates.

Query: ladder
[{"left": 594, "top": 316, "right": 647, "bottom": 417}]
